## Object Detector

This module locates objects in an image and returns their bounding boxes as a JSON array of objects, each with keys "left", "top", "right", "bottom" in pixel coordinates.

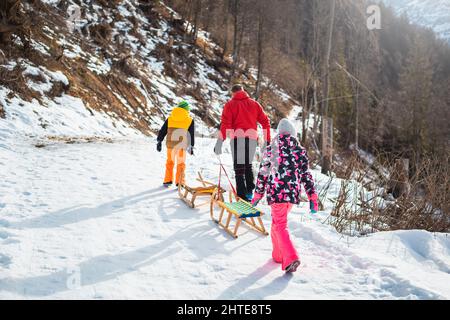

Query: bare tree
[
  {"left": 254, "top": 2, "right": 266, "bottom": 100},
  {"left": 321, "top": 0, "right": 336, "bottom": 175}
]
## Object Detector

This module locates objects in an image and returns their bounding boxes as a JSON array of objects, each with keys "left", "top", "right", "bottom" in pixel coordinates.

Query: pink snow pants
[{"left": 270, "top": 203, "right": 299, "bottom": 270}]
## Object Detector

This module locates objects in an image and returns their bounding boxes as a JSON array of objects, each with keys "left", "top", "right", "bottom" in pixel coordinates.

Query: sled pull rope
[{"left": 217, "top": 156, "right": 237, "bottom": 197}]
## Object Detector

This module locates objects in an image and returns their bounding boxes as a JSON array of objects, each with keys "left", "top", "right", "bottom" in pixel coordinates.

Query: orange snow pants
[{"left": 164, "top": 148, "right": 186, "bottom": 184}]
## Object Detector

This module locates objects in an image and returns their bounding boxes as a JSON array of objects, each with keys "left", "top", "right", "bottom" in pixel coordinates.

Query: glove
[
  {"left": 214, "top": 139, "right": 223, "bottom": 155},
  {"left": 187, "top": 146, "right": 194, "bottom": 155},
  {"left": 157, "top": 141, "right": 162, "bottom": 152},
  {"left": 308, "top": 194, "right": 319, "bottom": 214},
  {"left": 251, "top": 193, "right": 264, "bottom": 207}
]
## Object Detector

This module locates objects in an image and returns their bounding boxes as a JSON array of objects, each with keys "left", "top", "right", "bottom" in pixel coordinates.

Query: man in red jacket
[{"left": 214, "top": 84, "right": 271, "bottom": 201}]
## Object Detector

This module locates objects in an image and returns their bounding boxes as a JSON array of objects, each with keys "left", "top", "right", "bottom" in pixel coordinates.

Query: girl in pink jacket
[{"left": 252, "top": 119, "right": 318, "bottom": 273}]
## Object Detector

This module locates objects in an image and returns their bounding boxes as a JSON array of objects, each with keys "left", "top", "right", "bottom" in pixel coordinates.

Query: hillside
[
  {"left": 0, "top": 0, "right": 296, "bottom": 141},
  {"left": 381, "top": 0, "right": 450, "bottom": 42}
]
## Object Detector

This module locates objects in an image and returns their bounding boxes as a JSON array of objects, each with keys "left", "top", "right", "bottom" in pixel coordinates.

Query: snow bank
[
  {"left": 0, "top": 137, "right": 448, "bottom": 299},
  {"left": 0, "top": 86, "right": 140, "bottom": 140}
]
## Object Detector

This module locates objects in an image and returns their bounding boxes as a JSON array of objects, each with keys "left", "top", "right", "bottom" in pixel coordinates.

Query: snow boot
[
  {"left": 285, "top": 260, "right": 301, "bottom": 273},
  {"left": 163, "top": 182, "right": 173, "bottom": 188}
]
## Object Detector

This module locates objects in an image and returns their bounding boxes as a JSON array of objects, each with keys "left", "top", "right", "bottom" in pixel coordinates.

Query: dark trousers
[{"left": 230, "top": 138, "right": 257, "bottom": 199}]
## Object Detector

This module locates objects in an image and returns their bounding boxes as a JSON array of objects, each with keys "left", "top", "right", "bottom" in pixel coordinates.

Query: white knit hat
[{"left": 277, "top": 118, "right": 297, "bottom": 137}]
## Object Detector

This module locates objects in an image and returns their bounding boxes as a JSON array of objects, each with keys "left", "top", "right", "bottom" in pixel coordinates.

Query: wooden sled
[
  {"left": 178, "top": 172, "right": 225, "bottom": 209},
  {"left": 210, "top": 190, "right": 269, "bottom": 239}
]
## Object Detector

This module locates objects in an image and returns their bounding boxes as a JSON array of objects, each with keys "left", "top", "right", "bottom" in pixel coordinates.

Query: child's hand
[
  {"left": 310, "top": 201, "right": 318, "bottom": 214},
  {"left": 214, "top": 139, "right": 223, "bottom": 155},
  {"left": 251, "top": 193, "right": 264, "bottom": 207},
  {"left": 308, "top": 194, "right": 319, "bottom": 214},
  {"left": 252, "top": 199, "right": 261, "bottom": 207},
  {"left": 251, "top": 194, "right": 263, "bottom": 206}
]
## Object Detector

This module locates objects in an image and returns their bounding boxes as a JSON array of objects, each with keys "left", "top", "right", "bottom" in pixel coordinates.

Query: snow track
[{"left": 0, "top": 137, "right": 449, "bottom": 299}]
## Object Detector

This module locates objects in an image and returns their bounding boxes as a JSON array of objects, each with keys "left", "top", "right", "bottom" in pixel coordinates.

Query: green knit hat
[{"left": 177, "top": 100, "right": 190, "bottom": 111}]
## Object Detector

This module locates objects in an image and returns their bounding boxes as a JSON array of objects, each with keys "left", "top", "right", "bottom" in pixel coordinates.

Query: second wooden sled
[
  {"left": 210, "top": 190, "right": 269, "bottom": 239},
  {"left": 178, "top": 172, "right": 225, "bottom": 208}
]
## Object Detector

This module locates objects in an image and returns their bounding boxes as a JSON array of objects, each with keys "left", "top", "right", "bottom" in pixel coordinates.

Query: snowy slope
[
  {"left": 0, "top": 0, "right": 227, "bottom": 138},
  {"left": 1, "top": 135, "right": 449, "bottom": 300},
  {"left": 0, "top": 0, "right": 298, "bottom": 141},
  {"left": 382, "top": 0, "right": 450, "bottom": 42}
]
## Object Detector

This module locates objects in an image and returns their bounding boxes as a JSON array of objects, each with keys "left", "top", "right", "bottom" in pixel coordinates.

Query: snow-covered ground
[
  {"left": 2, "top": 0, "right": 448, "bottom": 301},
  {"left": 1, "top": 135, "right": 449, "bottom": 300}
]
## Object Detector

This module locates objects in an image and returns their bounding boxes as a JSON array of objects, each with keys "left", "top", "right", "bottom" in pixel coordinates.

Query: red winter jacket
[{"left": 219, "top": 90, "right": 271, "bottom": 142}]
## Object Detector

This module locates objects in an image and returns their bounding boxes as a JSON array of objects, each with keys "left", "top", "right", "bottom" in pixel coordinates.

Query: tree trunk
[
  {"left": 302, "top": 87, "right": 308, "bottom": 145},
  {"left": 321, "top": 0, "right": 336, "bottom": 175},
  {"left": 254, "top": 9, "right": 264, "bottom": 100},
  {"left": 230, "top": 0, "right": 240, "bottom": 82},
  {"left": 221, "top": 2, "right": 229, "bottom": 59},
  {"left": 354, "top": 83, "right": 359, "bottom": 148},
  {"left": 191, "top": 0, "right": 201, "bottom": 43}
]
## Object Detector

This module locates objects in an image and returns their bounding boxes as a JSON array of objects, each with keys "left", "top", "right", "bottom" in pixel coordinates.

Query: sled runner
[
  {"left": 178, "top": 172, "right": 225, "bottom": 209},
  {"left": 210, "top": 161, "right": 269, "bottom": 239}
]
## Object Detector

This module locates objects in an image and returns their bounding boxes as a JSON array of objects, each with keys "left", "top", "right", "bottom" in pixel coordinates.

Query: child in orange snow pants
[
  {"left": 164, "top": 148, "right": 186, "bottom": 185},
  {"left": 156, "top": 101, "right": 195, "bottom": 186},
  {"left": 252, "top": 119, "right": 318, "bottom": 273}
]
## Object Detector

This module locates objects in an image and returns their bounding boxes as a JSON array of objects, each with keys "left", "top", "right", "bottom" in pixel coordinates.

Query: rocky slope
[{"left": 0, "top": 0, "right": 297, "bottom": 141}]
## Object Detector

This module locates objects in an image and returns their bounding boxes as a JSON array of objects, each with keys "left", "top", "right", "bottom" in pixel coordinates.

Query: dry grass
[
  {"left": 0, "top": 63, "right": 41, "bottom": 101},
  {"left": 45, "top": 135, "right": 114, "bottom": 144},
  {"left": 89, "top": 22, "right": 112, "bottom": 46},
  {"left": 111, "top": 55, "right": 141, "bottom": 79},
  {"left": 258, "top": 88, "right": 292, "bottom": 123},
  {"left": 0, "top": 0, "right": 30, "bottom": 48},
  {"left": 0, "top": 101, "right": 5, "bottom": 118},
  {"left": 96, "top": 0, "right": 124, "bottom": 8},
  {"left": 26, "top": 72, "right": 46, "bottom": 84},
  {"left": 48, "top": 79, "right": 69, "bottom": 98},
  {"left": 330, "top": 153, "right": 450, "bottom": 235}
]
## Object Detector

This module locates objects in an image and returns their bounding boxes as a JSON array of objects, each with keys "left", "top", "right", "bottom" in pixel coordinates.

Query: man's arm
[
  {"left": 157, "top": 119, "right": 168, "bottom": 142},
  {"left": 219, "top": 103, "right": 232, "bottom": 141},
  {"left": 188, "top": 120, "right": 195, "bottom": 147},
  {"left": 256, "top": 102, "right": 271, "bottom": 143}
]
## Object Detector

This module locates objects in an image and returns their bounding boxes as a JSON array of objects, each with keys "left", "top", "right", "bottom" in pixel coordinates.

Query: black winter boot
[{"left": 235, "top": 175, "right": 247, "bottom": 200}]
